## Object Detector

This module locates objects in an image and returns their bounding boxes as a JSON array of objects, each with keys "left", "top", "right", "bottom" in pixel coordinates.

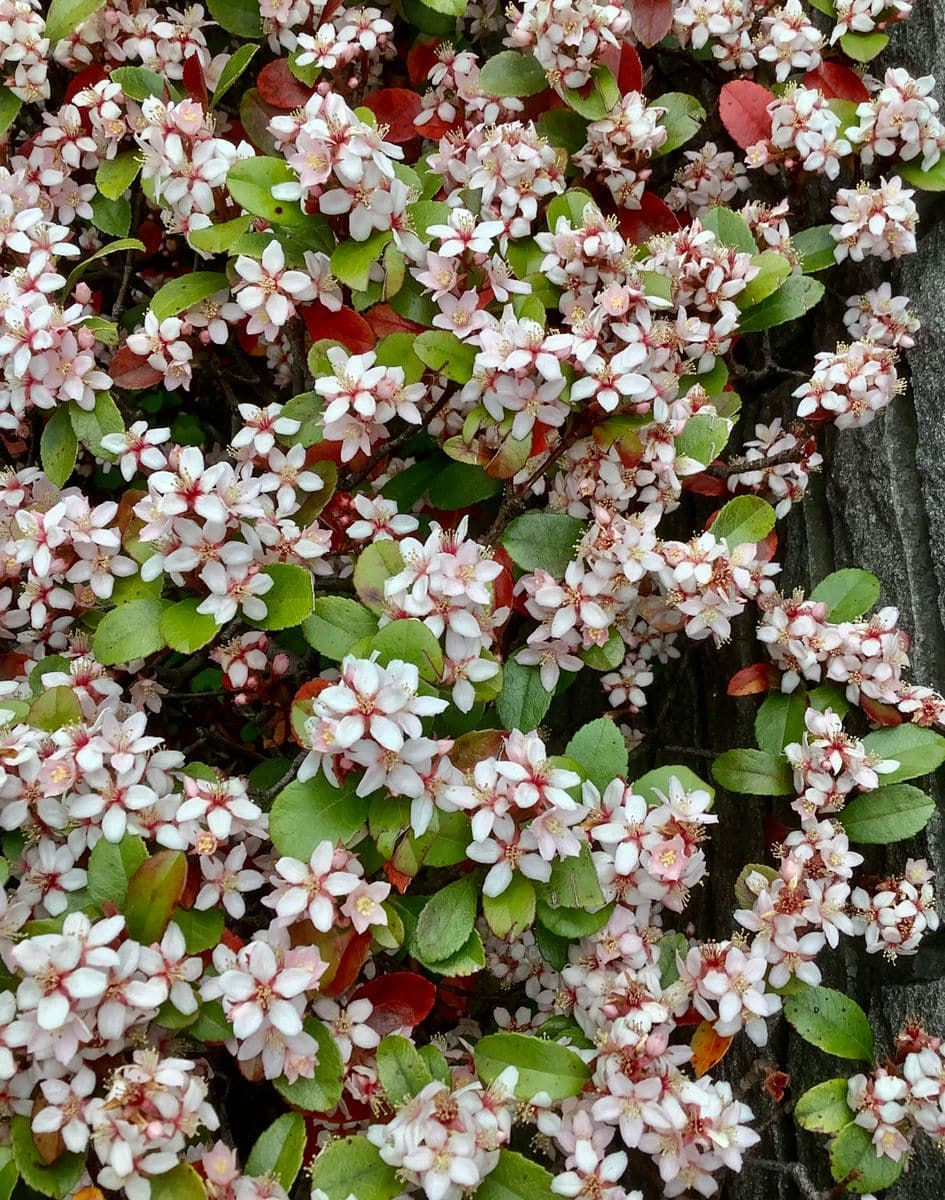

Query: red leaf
[
  {"left": 257, "top": 59, "right": 314, "bottom": 110},
  {"left": 361, "top": 88, "right": 424, "bottom": 144},
  {"left": 861, "top": 696, "right": 905, "bottom": 727},
  {"left": 64, "top": 64, "right": 107, "bottom": 104},
  {"left": 804, "top": 61, "right": 870, "bottom": 103},
  {"left": 719, "top": 80, "right": 775, "bottom": 149},
  {"left": 682, "top": 471, "right": 729, "bottom": 496},
  {"left": 301, "top": 303, "right": 376, "bottom": 353},
  {"left": 691, "top": 1021, "right": 733, "bottom": 1077},
  {"left": 618, "top": 43, "right": 644, "bottom": 93},
  {"left": 383, "top": 860, "right": 413, "bottom": 893},
  {"left": 365, "top": 303, "right": 426, "bottom": 338},
  {"left": 617, "top": 190, "right": 680, "bottom": 243},
  {"left": 727, "top": 663, "right": 779, "bottom": 696},
  {"left": 415, "top": 112, "right": 458, "bottom": 141},
  {"left": 354, "top": 971, "right": 437, "bottom": 1035},
  {"left": 764, "top": 1069, "right": 791, "bottom": 1103},
  {"left": 632, "top": 0, "right": 673, "bottom": 46},
  {"left": 110, "top": 346, "right": 163, "bottom": 390},
  {"left": 322, "top": 930, "right": 372, "bottom": 996},
  {"left": 407, "top": 37, "right": 441, "bottom": 86},
  {"left": 764, "top": 811, "right": 790, "bottom": 849},
  {"left": 183, "top": 52, "right": 208, "bottom": 110}
]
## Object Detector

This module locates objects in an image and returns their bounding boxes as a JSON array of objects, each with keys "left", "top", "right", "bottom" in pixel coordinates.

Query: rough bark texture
[{"left": 719, "top": 6, "right": 945, "bottom": 1194}]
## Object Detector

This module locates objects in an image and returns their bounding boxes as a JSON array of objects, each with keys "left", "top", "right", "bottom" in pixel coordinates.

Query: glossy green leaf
[
  {"left": 270, "top": 772, "right": 371, "bottom": 857},
  {"left": 415, "top": 874, "right": 479, "bottom": 962},
  {"left": 93, "top": 598, "right": 169, "bottom": 665},
  {"left": 483, "top": 873, "right": 536, "bottom": 939},
  {"left": 45, "top": 0, "right": 106, "bottom": 42},
  {"left": 302, "top": 596, "right": 378, "bottom": 659},
  {"left": 40, "top": 408, "right": 78, "bottom": 489},
  {"left": 829, "top": 1122, "right": 903, "bottom": 1193},
  {"left": 496, "top": 660, "right": 553, "bottom": 732},
  {"left": 427, "top": 462, "right": 502, "bottom": 509},
  {"left": 227, "top": 157, "right": 306, "bottom": 225},
  {"left": 502, "top": 511, "right": 585, "bottom": 577},
  {"left": 796, "top": 1078, "right": 855, "bottom": 1134},
  {"left": 308, "top": 1135, "right": 401, "bottom": 1200},
  {"left": 476, "top": 1150, "right": 556, "bottom": 1200},
  {"left": 712, "top": 748, "right": 793, "bottom": 795},
  {"left": 784, "top": 985, "right": 874, "bottom": 1061},
  {"left": 737, "top": 275, "right": 825, "bottom": 332},
  {"left": 96, "top": 151, "right": 141, "bottom": 200},
  {"left": 755, "top": 689, "right": 807, "bottom": 755},
  {"left": 653, "top": 92, "right": 706, "bottom": 155},
  {"left": 354, "top": 541, "right": 404, "bottom": 612},
  {"left": 211, "top": 43, "right": 260, "bottom": 107},
  {"left": 377, "top": 1035, "right": 434, "bottom": 1106},
  {"left": 10, "top": 1116, "right": 84, "bottom": 1199},
  {"left": 840, "top": 783, "right": 935, "bottom": 843},
  {"left": 151, "top": 272, "right": 229, "bottom": 321},
  {"left": 565, "top": 718, "right": 628, "bottom": 790},
  {"left": 863, "top": 724, "right": 945, "bottom": 784},
  {"left": 479, "top": 51, "right": 548, "bottom": 98},
  {"left": 711, "top": 495, "right": 776, "bottom": 549},
  {"left": 87, "top": 833, "right": 148, "bottom": 906},
  {"left": 124, "top": 850, "right": 187, "bottom": 943},
  {"left": 810, "top": 569, "right": 880, "bottom": 622},
  {"left": 563, "top": 67, "right": 619, "bottom": 120},
  {"left": 245, "top": 1113, "right": 306, "bottom": 1190},
  {"left": 475, "top": 1032, "right": 591, "bottom": 1099},
  {"left": 249, "top": 562, "right": 314, "bottom": 630},
  {"left": 414, "top": 330, "right": 478, "bottom": 383},
  {"left": 159, "top": 598, "right": 220, "bottom": 654},
  {"left": 207, "top": 0, "right": 263, "bottom": 36}
]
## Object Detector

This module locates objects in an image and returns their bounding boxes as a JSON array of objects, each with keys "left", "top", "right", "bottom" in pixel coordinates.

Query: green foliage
[
  {"left": 303, "top": 596, "right": 379, "bottom": 659},
  {"left": 829, "top": 1122, "right": 903, "bottom": 1193},
  {"left": 755, "top": 690, "right": 807, "bottom": 755},
  {"left": 10, "top": 1116, "right": 84, "bottom": 1198},
  {"left": 415, "top": 874, "right": 479, "bottom": 961},
  {"left": 796, "top": 1078, "right": 855, "bottom": 1134},
  {"left": 308, "top": 1136, "right": 401, "bottom": 1200},
  {"left": 40, "top": 408, "right": 77, "bottom": 488},
  {"left": 88, "top": 834, "right": 148, "bottom": 906},
  {"left": 250, "top": 563, "right": 314, "bottom": 630},
  {"left": 810, "top": 569, "right": 881, "bottom": 621},
  {"left": 784, "top": 986, "right": 875, "bottom": 1061},
  {"left": 476, "top": 1150, "right": 556, "bottom": 1200},
  {"left": 496, "top": 660, "right": 554, "bottom": 731},
  {"left": 474, "top": 1032, "right": 591, "bottom": 1099},
  {"left": 270, "top": 772, "right": 371, "bottom": 857},
  {"left": 502, "top": 511, "right": 585, "bottom": 576},
  {"left": 711, "top": 495, "right": 777, "bottom": 549},
  {"left": 712, "top": 748, "right": 793, "bottom": 795},
  {"left": 245, "top": 1114, "right": 306, "bottom": 1190},
  {"left": 479, "top": 51, "right": 548, "bottom": 97},
  {"left": 124, "top": 850, "right": 187, "bottom": 943},
  {"left": 565, "top": 719, "right": 627, "bottom": 791},
  {"left": 840, "top": 783, "right": 936, "bottom": 843},
  {"left": 863, "top": 724, "right": 945, "bottom": 783},
  {"left": 93, "top": 598, "right": 170, "bottom": 665},
  {"left": 377, "top": 1035, "right": 434, "bottom": 1106}
]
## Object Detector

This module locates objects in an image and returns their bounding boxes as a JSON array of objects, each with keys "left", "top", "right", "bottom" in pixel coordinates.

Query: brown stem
[{"left": 706, "top": 447, "right": 811, "bottom": 479}]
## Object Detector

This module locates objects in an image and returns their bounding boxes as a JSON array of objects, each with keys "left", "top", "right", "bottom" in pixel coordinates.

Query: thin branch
[
  {"left": 746, "top": 1158, "right": 829, "bottom": 1200},
  {"left": 706, "top": 447, "right": 809, "bottom": 479},
  {"left": 254, "top": 751, "right": 305, "bottom": 804}
]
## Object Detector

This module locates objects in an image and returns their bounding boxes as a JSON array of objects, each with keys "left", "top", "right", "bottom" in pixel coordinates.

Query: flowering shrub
[{"left": 0, "top": 0, "right": 944, "bottom": 1198}]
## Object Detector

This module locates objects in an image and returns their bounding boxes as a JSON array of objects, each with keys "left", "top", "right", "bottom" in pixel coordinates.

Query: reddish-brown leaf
[
  {"left": 65, "top": 65, "right": 107, "bottom": 104},
  {"left": 727, "top": 662, "right": 779, "bottom": 696},
  {"left": 407, "top": 37, "right": 441, "bottom": 86},
  {"left": 683, "top": 472, "right": 729, "bottom": 496},
  {"left": 322, "top": 929, "right": 373, "bottom": 996},
  {"left": 632, "top": 0, "right": 673, "bottom": 46},
  {"left": 354, "top": 971, "right": 437, "bottom": 1036},
  {"left": 302, "top": 303, "right": 377, "bottom": 352},
  {"left": 383, "top": 860, "right": 413, "bottom": 893},
  {"left": 803, "top": 61, "right": 870, "bottom": 102},
  {"left": 257, "top": 58, "right": 314, "bottom": 109},
  {"left": 451, "top": 729, "right": 506, "bottom": 770},
  {"left": 691, "top": 1021, "right": 733, "bottom": 1077},
  {"left": 861, "top": 696, "right": 905, "bottom": 727},
  {"left": 110, "top": 345, "right": 163, "bottom": 390},
  {"left": 183, "top": 51, "right": 208, "bottom": 109},
  {"left": 361, "top": 88, "right": 424, "bottom": 144},
  {"left": 764, "top": 1069, "right": 791, "bottom": 1103},
  {"left": 618, "top": 43, "right": 644, "bottom": 93},
  {"left": 617, "top": 190, "right": 680, "bottom": 243},
  {"left": 719, "top": 80, "right": 775, "bottom": 149}
]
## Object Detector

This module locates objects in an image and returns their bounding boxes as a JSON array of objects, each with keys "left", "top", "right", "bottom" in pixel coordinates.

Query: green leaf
[
  {"left": 96, "top": 151, "right": 141, "bottom": 200},
  {"left": 427, "top": 462, "right": 503, "bottom": 509},
  {"left": 227, "top": 157, "right": 306, "bottom": 225},
  {"left": 829, "top": 1122, "right": 903, "bottom": 1193},
  {"left": 899, "top": 156, "right": 945, "bottom": 192},
  {"left": 64, "top": 236, "right": 145, "bottom": 298},
  {"left": 580, "top": 627, "right": 626, "bottom": 671},
  {"left": 474, "top": 1032, "right": 591, "bottom": 1100},
  {"left": 792, "top": 223, "right": 837, "bottom": 272},
  {"left": 93, "top": 597, "right": 169, "bottom": 665},
  {"left": 653, "top": 92, "right": 706, "bottom": 155},
  {"left": 701, "top": 206, "right": 756, "bottom": 253},
  {"left": 331, "top": 229, "right": 393, "bottom": 290},
  {"left": 784, "top": 985, "right": 874, "bottom": 1061},
  {"left": 675, "top": 412, "right": 731, "bottom": 467},
  {"left": 496, "top": 660, "right": 553, "bottom": 732},
  {"left": 189, "top": 999, "right": 233, "bottom": 1042},
  {"left": 537, "top": 108, "right": 590, "bottom": 154},
  {"left": 91, "top": 192, "right": 131, "bottom": 237},
  {"left": 739, "top": 251, "right": 792, "bottom": 307},
  {"left": 363, "top": 618, "right": 444, "bottom": 682},
  {"left": 632, "top": 764, "right": 714, "bottom": 807},
  {"left": 795, "top": 1078, "right": 855, "bottom": 1134},
  {"left": 840, "top": 783, "right": 936, "bottom": 843},
  {"left": 87, "top": 833, "right": 147, "bottom": 906},
  {"left": 415, "top": 874, "right": 479, "bottom": 962},
  {"left": 159, "top": 598, "right": 219, "bottom": 654},
  {"left": 414, "top": 330, "right": 478, "bottom": 383},
  {"left": 250, "top": 562, "right": 314, "bottom": 630},
  {"left": 270, "top": 772, "right": 371, "bottom": 858},
  {"left": 563, "top": 67, "right": 619, "bottom": 120},
  {"left": 172, "top": 907, "right": 225, "bottom": 954},
  {"left": 124, "top": 850, "right": 187, "bottom": 944},
  {"left": 418, "top": 1043, "right": 451, "bottom": 1083},
  {"left": 302, "top": 596, "right": 378, "bottom": 659},
  {"left": 565, "top": 718, "right": 627, "bottom": 791},
  {"left": 483, "top": 873, "right": 536, "bottom": 939},
  {"left": 27, "top": 687, "right": 82, "bottom": 732},
  {"left": 188, "top": 214, "right": 253, "bottom": 254},
  {"left": 810, "top": 568, "right": 880, "bottom": 622},
  {"left": 207, "top": 0, "right": 263, "bottom": 36},
  {"left": 414, "top": 927, "right": 484, "bottom": 975},
  {"left": 863, "top": 724, "right": 945, "bottom": 784},
  {"left": 543, "top": 843, "right": 605, "bottom": 910},
  {"left": 401, "top": 0, "right": 458, "bottom": 30},
  {"left": 110, "top": 65, "right": 170, "bottom": 101},
  {"left": 479, "top": 51, "right": 548, "bottom": 98},
  {"left": 737, "top": 275, "right": 825, "bottom": 333},
  {"left": 150, "top": 1164, "right": 208, "bottom": 1200},
  {"left": 273, "top": 1017, "right": 344, "bottom": 1110},
  {"left": 40, "top": 408, "right": 77, "bottom": 488},
  {"left": 0, "top": 1147, "right": 16, "bottom": 1200},
  {"left": 354, "top": 541, "right": 404, "bottom": 612},
  {"left": 711, "top": 495, "right": 776, "bottom": 549},
  {"left": 212, "top": 43, "right": 260, "bottom": 107},
  {"left": 839, "top": 30, "right": 888, "bottom": 61},
  {"left": 0, "top": 85, "right": 22, "bottom": 136},
  {"left": 476, "top": 1150, "right": 556, "bottom": 1200},
  {"left": 10, "top": 1116, "right": 83, "bottom": 1199},
  {"left": 245, "top": 1114, "right": 306, "bottom": 1191},
  {"left": 376, "top": 1035, "right": 434, "bottom": 1106},
  {"left": 536, "top": 898, "right": 612, "bottom": 939},
  {"left": 309, "top": 1136, "right": 401, "bottom": 1200},
  {"left": 659, "top": 931, "right": 689, "bottom": 988},
  {"left": 755, "top": 690, "right": 807, "bottom": 755},
  {"left": 151, "top": 272, "right": 229, "bottom": 321},
  {"left": 712, "top": 748, "right": 793, "bottom": 795},
  {"left": 69, "top": 392, "right": 124, "bottom": 457},
  {"left": 502, "top": 511, "right": 584, "bottom": 577},
  {"left": 45, "top": 0, "right": 106, "bottom": 42}
]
